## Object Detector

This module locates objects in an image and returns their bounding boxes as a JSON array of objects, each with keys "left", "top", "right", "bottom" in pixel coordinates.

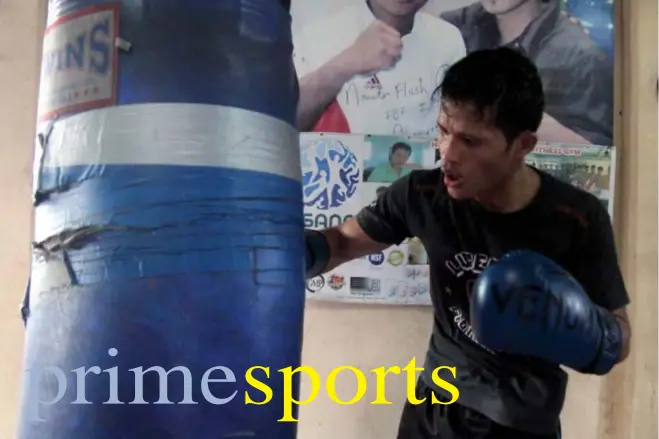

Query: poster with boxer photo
[
  {"left": 294, "top": 0, "right": 616, "bottom": 305},
  {"left": 301, "top": 137, "right": 617, "bottom": 305},
  {"left": 291, "top": 0, "right": 614, "bottom": 146},
  {"left": 301, "top": 133, "right": 435, "bottom": 305},
  {"left": 526, "top": 143, "right": 617, "bottom": 217}
]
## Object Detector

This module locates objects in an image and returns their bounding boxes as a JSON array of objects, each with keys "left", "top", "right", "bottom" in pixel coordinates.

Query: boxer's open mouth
[{"left": 443, "top": 170, "right": 463, "bottom": 187}]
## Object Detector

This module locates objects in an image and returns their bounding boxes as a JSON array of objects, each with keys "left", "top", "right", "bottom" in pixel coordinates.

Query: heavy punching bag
[{"left": 18, "top": 1, "right": 304, "bottom": 438}]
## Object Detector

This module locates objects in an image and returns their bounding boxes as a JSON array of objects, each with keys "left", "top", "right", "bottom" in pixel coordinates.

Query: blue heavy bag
[{"left": 17, "top": 1, "right": 304, "bottom": 438}]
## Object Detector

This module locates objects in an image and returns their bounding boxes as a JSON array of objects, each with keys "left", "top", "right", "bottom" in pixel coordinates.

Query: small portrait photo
[{"left": 363, "top": 136, "right": 426, "bottom": 184}]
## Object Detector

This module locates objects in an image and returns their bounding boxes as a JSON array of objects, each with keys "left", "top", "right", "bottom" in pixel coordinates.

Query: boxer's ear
[{"left": 512, "top": 131, "right": 537, "bottom": 159}]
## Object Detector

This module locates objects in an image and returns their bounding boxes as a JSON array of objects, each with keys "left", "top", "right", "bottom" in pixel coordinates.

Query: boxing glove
[
  {"left": 305, "top": 229, "right": 330, "bottom": 279},
  {"left": 470, "top": 250, "right": 622, "bottom": 375}
]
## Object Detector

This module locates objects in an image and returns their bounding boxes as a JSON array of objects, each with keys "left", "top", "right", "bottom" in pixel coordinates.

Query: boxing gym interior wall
[{"left": 0, "top": 0, "right": 655, "bottom": 438}]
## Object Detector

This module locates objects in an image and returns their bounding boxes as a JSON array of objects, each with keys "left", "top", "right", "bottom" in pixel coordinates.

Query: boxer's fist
[
  {"left": 343, "top": 21, "right": 403, "bottom": 75},
  {"left": 470, "top": 250, "right": 622, "bottom": 375},
  {"left": 305, "top": 229, "right": 330, "bottom": 279}
]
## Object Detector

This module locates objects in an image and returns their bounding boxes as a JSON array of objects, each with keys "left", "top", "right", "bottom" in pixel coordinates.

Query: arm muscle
[
  {"left": 321, "top": 218, "right": 390, "bottom": 273},
  {"left": 297, "top": 54, "right": 355, "bottom": 131},
  {"left": 312, "top": 173, "right": 414, "bottom": 274}
]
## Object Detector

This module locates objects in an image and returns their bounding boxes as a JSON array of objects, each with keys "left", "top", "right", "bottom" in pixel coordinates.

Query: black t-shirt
[{"left": 355, "top": 168, "right": 629, "bottom": 435}]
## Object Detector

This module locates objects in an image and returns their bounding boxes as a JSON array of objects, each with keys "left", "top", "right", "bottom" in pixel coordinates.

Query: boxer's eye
[{"left": 461, "top": 135, "right": 475, "bottom": 147}]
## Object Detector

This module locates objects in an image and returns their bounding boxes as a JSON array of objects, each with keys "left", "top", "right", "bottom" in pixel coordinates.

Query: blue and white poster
[
  {"left": 300, "top": 134, "right": 617, "bottom": 305},
  {"left": 301, "top": 133, "right": 436, "bottom": 305}
]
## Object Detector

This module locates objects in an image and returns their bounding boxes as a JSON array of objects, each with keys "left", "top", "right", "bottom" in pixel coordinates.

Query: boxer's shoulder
[
  {"left": 408, "top": 168, "right": 444, "bottom": 200},
  {"left": 538, "top": 170, "right": 607, "bottom": 225}
]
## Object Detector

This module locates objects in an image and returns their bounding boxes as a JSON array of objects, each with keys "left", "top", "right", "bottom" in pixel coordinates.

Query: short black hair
[
  {"left": 434, "top": 47, "right": 545, "bottom": 144},
  {"left": 391, "top": 142, "right": 412, "bottom": 155}
]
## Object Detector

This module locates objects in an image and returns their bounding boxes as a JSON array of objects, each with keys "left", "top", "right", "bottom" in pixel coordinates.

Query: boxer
[{"left": 304, "top": 47, "right": 631, "bottom": 438}]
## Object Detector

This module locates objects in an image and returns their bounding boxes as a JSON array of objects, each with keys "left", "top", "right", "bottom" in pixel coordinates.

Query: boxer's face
[
  {"left": 391, "top": 148, "right": 410, "bottom": 166},
  {"left": 371, "top": 0, "right": 428, "bottom": 17},
  {"left": 436, "top": 101, "right": 534, "bottom": 200},
  {"left": 480, "top": 0, "right": 531, "bottom": 15}
]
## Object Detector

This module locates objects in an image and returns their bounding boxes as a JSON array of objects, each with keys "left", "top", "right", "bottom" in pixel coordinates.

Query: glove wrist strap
[
  {"left": 583, "top": 308, "right": 623, "bottom": 375},
  {"left": 305, "top": 229, "right": 330, "bottom": 279}
]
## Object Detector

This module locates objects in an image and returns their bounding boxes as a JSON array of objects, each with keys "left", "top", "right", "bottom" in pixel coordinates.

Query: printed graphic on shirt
[
  {"left": 444, "top": 251, "right": 497, "bottom": 353},
  {"left": 364, "top": 74, "right": 382, "bottom": 90}
]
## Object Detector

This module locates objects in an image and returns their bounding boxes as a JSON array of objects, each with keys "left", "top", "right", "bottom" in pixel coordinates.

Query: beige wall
[
  {"left": 0, "top": 0, "right": 46, "bottom": 434},
  {"left": 0, "top": 1, "right": 655, "bottom": 438}
]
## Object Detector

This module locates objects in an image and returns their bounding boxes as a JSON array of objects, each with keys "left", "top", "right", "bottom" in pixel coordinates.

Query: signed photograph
[{"left": 291, "top": 0, "right": 614, "bottom": 145}]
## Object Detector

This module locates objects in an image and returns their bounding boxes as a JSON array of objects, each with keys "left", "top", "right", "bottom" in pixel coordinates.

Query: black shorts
[{"left": 396, "top": 379, "right": 562, "bottom": 439}]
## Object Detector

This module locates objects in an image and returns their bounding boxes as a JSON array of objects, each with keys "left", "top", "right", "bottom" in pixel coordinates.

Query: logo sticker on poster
[
  {"left": 301, "top": 138, "right": 360, "bottom": 210},
  {"left": 387, "top": 250, "right": 405, "bottom": 266},
  {"left": 367, "top": 252, "right": 385, "bottom": 266},
  {"left": 350, "top": 277, "right": 381, "bottom": 296},
  {"left": 37, "top": 4, "right": 119, "bottom": 121},
  {"left": 306, "top": 275, "right": 325, "bottom": 293},
  {"left": 327, "top": 274, "right": 345, "bottom": 290}
]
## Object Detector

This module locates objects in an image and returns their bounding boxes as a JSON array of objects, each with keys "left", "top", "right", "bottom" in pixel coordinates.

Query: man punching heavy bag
[
  {"left": 18, "top": 1, "right": 303, "bottom": 438},
  {"left": 302, "top": 48, "right": 631, "bottom": 439}
]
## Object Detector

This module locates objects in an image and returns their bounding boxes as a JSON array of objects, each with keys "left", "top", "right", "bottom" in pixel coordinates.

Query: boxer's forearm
[
  {"left": 305, "top": 219, "right": 389, "bottom": 278},
  {"left": 321, "top": 226, "right": 365, "bottom": 273},
  {"left": 296, "top": 54, "right": 355, "bottom": 131}
]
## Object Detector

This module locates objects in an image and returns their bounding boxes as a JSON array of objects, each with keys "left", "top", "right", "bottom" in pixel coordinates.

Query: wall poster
[
  {"left": 301, "top": 133, "right": 617, "bottom": 305},
  {"left": 293, "top": 0, "right": 616, "bottom": 304},
  {"left": 291, "top": 0, "right": 614, "bottom": 145},
  {"left": 528, "top": 143, "right": 617, "bottom": 218},
  {"left": 301, "top": 133, "right": 436, "bottom": 305}
]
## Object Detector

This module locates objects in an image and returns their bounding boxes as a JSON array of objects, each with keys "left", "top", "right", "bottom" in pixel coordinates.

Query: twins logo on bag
[{"left": 38, "top": 4, "right": 119, "bottom": 121}]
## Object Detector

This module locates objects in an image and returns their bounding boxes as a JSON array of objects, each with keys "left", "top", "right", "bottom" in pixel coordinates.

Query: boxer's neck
[
  {"left": 495, "top": 0, "right": 542, "bottom": 45},
  {"left": 476, "top": 165, "right": 540, "bottom": 213},
  {"left": 367, "top": 0, "right": 415, "bottom": 35}
]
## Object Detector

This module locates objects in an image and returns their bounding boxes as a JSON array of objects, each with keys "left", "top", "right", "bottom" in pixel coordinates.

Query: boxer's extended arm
[
  {"left": 305, "top": 173, "right": 413, "bottom": 278},
  {"left": 297, "top": 55, "right": 355, "bottom": 131},
  {"left": 305, "top": 220, "right": 389, "bottom": 278}
]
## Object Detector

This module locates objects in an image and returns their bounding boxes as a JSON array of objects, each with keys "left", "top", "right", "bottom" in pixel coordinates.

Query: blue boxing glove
[
  {"left": 305, "top": 229, "right": 330, "bottom": 279},
  {"left": 470, "top": 250, "right": 622, "bottom": 375}
]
